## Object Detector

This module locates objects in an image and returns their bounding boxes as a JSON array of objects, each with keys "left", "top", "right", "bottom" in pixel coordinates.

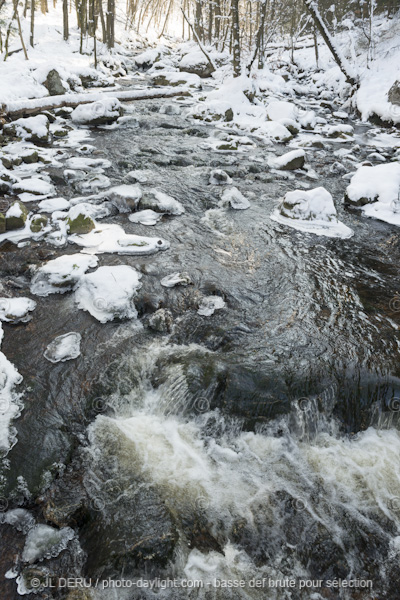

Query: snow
[
  {"left": 0, "top": 323, "right": 23, "bottom": 453},
  {"left": 129, "top": 210, "right": 163, "bottom": 225},
  {"left": 39, "top": 197, "right": 71, "bottom": 212},
  {"left": 0, "top": 298, "right": 36, "bottom": 323},
  {"left": 69, "top": 223, "right": 170, "bottom": 255},
  {"left": 30, "top": 254, "right": 99, "bottom": 296},
  {"left": 198, "top": 296, "right": 226, "bottom": 316},
  {"left": 346, "top": 163, "right": 400, "bottom": 226},
  {"left": 106, "top": 184, "right": 143, "bottom": 211},
  {"left": 74, "top": 265, "right": 142, "bottom": 323},
  {"left": 12, "top": 178, "right": 55, "bottom": 198},
  {"left": 144, "top": 189, "right": 185, "bottom": 215},
  {"left": 5, "top": 204, "right": 23, "bottom": 219},
  {"left": 271, "top": 187, "right": 354, "bottom": 239},
  {"left": 268, "top": 149, "right": 306, "bottom": 170},
  {"left": 22, "top": 524, "right": 74, "bottom": 563},
  {"left": 11, "top": 115, "right": 49, "bottom": 140},
  {"left": 160, "top": 272, "right": 192, "bottom": 288},
  {"left": 44, "top": 332, "right": 82, "bottom": 363},
  {"left": 71, "top": 97, "right": 122, "bottom": 124},
  {"left": 220, "top": 187, "right": 250, "bottom": 210},
  {"left": 65, "top": 157, "right": 112, "bottom": 170}
]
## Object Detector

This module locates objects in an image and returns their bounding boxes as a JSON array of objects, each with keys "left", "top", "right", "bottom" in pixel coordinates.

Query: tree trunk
[
  {"left": 30, "top": 0, "right": 34, "bottom": 47},
  {"left": 16, "top": 9, "right": 28, "bottom": 59},
  {"left": 303, "top": 0, "right": 358, "bottom": 86},
  {"left": 98, "top": 0, "right": 106, "bottom": 43},
  {"left": 63, "top": 0, "right": 69, "bottom": 40},
  {"left": 231, "top": 0, "right": 241, "bottom": 76},
  {"left": 4, "top": 88, "right": 192, "bottom": 118},
  {"left": 106, "top": 0, "right": 115, "bottom": 48}
]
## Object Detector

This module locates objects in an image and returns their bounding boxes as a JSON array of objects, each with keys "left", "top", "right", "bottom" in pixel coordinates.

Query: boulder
[
  {"left": 106, "top": 184, "right": 142, "bottom": 212},
  {"left": 269, "top": 149, "right": 306, "bottom": 171},
  {"left": 71, "top": 98, "right": 122, "bottom": 126},
  {"left": 44, "top": 69, "right": 67, "bottom": 96},
  {"left": 388, "top": 80, "right": 400, "bottom": 106},
  {"left": 5, "top": 200, "right": 28, "bottom": 230},
  {"left": 67, "top": 207, "right": 95, "bottom": 234},
  {"left": 3, "top": 115, "right": 51, "bottom": 145},
  {"left": 148, "top": 308, "right": 174, "bottom": 333},
  {"left": 30, "top": 214, "right": 48, "bottom": 233}
]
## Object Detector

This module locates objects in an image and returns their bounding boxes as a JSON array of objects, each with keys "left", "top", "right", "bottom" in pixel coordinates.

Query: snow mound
[
  {"left": 22, "top": 524, "right": 74, "bottom": 563},
  {"left": 74, "top": 265, "right": 142, "bottom": 323},
  {"left": 31, "top": 254, "right": 99, "bottom": 296},
  {"left": 198, "top": 296, "right": 226, "bottom": 316},
  {"left": 129, "top": 210, "right": 163, "bottom": 226},
  {"left": 0, "top": 298, "right": 36, "bottom": 324},
  {"left": 69, "top": 223, "right": 170, "bottom": 255},
  {"left": 271, "top": 187, "right": 353, "bottom": 239},
  {"left": 160, "top": 272, "right": 192, "bottom": 288},
  {"left": 44, "top": 332, "right": 81, "bottom": 363},
  {"left": 39, "top": 198, "right": 71, "bottom": 212},
  {"left": 220, "top": 187, "right": 250, "bottom": 210},
  {"left": 0, "top": 323, "right": 23, "bottom": 453},
  {"left": 346, "top": 163, "right": 400, "bottom": 226},
  {"left": 71, "top": 98, "right": 122, "bottom": 125}
]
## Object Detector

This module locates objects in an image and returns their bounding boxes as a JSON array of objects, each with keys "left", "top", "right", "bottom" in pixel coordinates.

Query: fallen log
[{"left": 2, "top": 86, "right": 191, "bottom": 119}]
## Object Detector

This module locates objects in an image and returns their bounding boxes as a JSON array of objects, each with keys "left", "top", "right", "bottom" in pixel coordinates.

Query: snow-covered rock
[
  {"left": 209, "top": 169, "right": 232, "bottom": 185},
  {"left": 12, "top": 178, "right": 55, "bottom": 197},
  {"left": 30, "top": 254, "right": 99, "bottom": 296},
  {"left": 198, "top": 295, "right": 226, "bottom": 316},
  {"left": 160, "top": 272, "right": 192, "bottom": 288},
  {"left": 69, "top": 223, "right": 170, "bottom": 255},
  {"left": 4, "top": 115, "right": 50, "bottom": 145},
  {"left": 159, "top": 103, "right": 181, "bottom": 115},
  {"left": 22, "top": 524, "right": 74, "bottom": 563},
  {"left": 220, "top": 187, "right": 250, "bottom": 210},
  {"left": 65, "top": 157, "right": 112, "bottom": 171},
  {"left": 0, "top": 322, "right": 23, "bottom": 453},
  {"left": 74, "top": 265, "right": 142, "bottom": 323},
  {"left": 271, "top": 187, "right": 353, "bottom": 239},
  {"left": 140, "top": 189, "right": 185, "bottom": 215},
  {"left": 345, "top": 163, "right": 400, "bottom": 226},
  {"left": 5, "top": 201, "right": 28, "bottom": 231},
  {"left": 151, "top": 71, "right": 201, "bottom": 88},
  {"left": 134, "top": 48, "right": 164, "bottom": 71},
  {"left": 71, "top": 98, "right": 122, "bottom": 125},
  {"left": 0, "top": 298, "right": 36, "bottom": 324},
  {"left": 179, "top": 49, "right": 215, "bottom": 78},
  {"left": 44, "top": 332, "right": 81, "bottom": 363},
  {"left": 66, "top": 204, "right": 96, "bottom": 234},
  {"left": 268, "top": 149, "right": 306, "bottom": 171},
  {"left": 106, "top": 184, "right": 142, "bottom": 212},
  {"left": 39, "top": 197, "right": 71, "bottom": 212},
  {"left": 128, "top": 209, "right": 163, "bottom": 226}
]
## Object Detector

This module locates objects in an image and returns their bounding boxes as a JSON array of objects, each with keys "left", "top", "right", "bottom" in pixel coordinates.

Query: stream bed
[{"left": 1, "top": 73, "right": 400, "bottom": 599}]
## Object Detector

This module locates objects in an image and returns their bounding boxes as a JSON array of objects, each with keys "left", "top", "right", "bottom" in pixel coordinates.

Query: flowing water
[{"left": 1, "top": 77, "right": 400, "bottom": 599}]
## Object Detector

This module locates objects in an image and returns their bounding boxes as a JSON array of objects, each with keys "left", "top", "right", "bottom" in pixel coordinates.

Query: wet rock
[
  {"left": 66, "top": 591, "right": 94, "bottom": 600},
  {"left": 44, "top": 69, "right": 67, "bottom": 96},
  {"left": 0, "top": 213, "right": 5, "bottom": 234},
  {"left": 140, "top": 189, "right": 184, "bottom": 215},
  {"left": 5, "top": 201, "right": 28, "bottom": 231},
  {"left": 160, "top": 272, "right": 192, "bottom": 288},
  {"left": 67, "top": 209, "right": 95, "bottom": 234},
  {"left": 106, "top": 184, "right": 142, "bottom": 212},
  {"left": 147, "top": 308, "right": 174, "bottom": 333},
  {"left": 388, "top": 80, "right": 400, "bottom": 105},
  {"left": 21, "top": 150, "right": 39, "bottom": 164},
  {"left": 30, "top": 214, "right": 48, "bottom": 233},
  {"left": 209, "top": 169, "right": 232, "bottom": 185},
  {"left": 269, "top": 149, "right": 306, "bottom": 170},
  {"left": 1, "top": 156, "right": 12, "bottom": 169}
]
